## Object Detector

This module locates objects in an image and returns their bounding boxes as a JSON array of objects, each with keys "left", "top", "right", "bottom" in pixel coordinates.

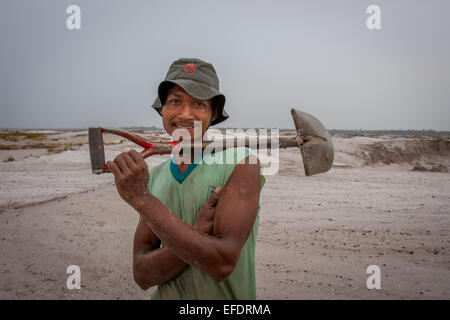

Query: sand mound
[
  {"left": 333, "top": 137, "right": 450, "bottom": 172},
  {"left": 361, "top": 138, "right": 450, "bottom": 171}
]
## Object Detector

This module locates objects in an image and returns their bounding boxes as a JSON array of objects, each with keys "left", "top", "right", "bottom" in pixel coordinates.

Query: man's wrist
[{"left": 130, "top": 192, "right": 154, "bottom": 212}]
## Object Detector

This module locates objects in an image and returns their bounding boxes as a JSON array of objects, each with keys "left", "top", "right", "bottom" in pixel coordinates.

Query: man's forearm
[
  {"left": 134, "top": 194, "right": 234, "bottom": 282},
  {"left": 134, "top": 245, "right": 188, "bottom": 288}
]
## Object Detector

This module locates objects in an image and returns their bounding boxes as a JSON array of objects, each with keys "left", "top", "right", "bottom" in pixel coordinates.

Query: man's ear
[
  {"left": 210, "top": 102, "right": 218, "bottom": 122},
  {"left": 159, "top": 104, "right": 165, "bottom": 116},
  {"left": 211, "top": 109, "right": 218, "bottom": 122}
]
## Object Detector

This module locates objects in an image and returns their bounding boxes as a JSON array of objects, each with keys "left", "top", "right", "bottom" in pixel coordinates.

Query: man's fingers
[
  {"left": 106, "top": 161, "right": 122, "bottom": 178},
  {"left": 205, "top": 222, "right": 214, "bottom": 234},
  {"left": 208, "top": 187, "right": 222, "bottom": 206},
  {"left": 209, "top": 188, "right": 221, "bottom": 199},
  {"left": 129, "top": 149, "right": 147, "bottom": 168},
  {"left": 114, "top": 154, "right": 132, "bottom": 176},
  {"left": 123, "top": 152, "right": 139, "bottom": 173}
]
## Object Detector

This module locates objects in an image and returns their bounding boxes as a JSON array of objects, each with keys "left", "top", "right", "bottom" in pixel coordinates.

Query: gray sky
[{"left": 1, "top": 0, "right": 449, "bottom": 130}]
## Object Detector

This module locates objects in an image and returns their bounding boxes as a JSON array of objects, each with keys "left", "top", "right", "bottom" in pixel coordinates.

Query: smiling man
[{"left": 107, "top": 58, "right": 265, "bottom": 299}]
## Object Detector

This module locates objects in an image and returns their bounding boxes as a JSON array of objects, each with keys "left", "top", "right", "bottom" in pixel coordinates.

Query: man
[{"left": 107, "top": 58, "right": 265, "bottom": 299}]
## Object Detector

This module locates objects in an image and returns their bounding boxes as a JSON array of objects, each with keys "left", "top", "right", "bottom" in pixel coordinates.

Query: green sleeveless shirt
[{"left": 147, "top": 147, "right": 265, "bottom": 300}]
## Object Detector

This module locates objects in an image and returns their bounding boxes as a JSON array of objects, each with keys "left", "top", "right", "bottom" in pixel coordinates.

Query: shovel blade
[
  {"left": 291, "top": 108, "right": 334, "bottom": 176},
  {"left": 88, "top": 127, "right": 106, "bottom": 174}
]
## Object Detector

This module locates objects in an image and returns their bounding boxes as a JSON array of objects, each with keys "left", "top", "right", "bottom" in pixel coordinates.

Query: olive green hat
[{"left": 151, "top": 58, "right": 229, "bottom": 126}]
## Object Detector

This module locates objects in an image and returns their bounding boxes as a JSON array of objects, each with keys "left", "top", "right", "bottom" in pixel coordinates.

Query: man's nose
[{"left": 177, "top": 102, "right": 196, "bottom": 119}]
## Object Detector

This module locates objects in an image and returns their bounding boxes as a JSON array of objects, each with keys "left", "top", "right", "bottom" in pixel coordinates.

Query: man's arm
[
  {"left": 132, "top": 188, "right": 221, "bottom": 289},
  {"left": 108, "top": 150, "right": 261, "bottom": 282},
  {"left": 132, "top": 217, "right": 187, "bottom": 289},
  {"left": 134, "top": 159, "right": 260, "bottom": 282}
]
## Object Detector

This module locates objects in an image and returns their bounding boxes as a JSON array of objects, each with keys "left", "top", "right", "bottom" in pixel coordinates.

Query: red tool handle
[
  {"left": 101, "top": 128, "right": 154, "bottom": 149},
  {"left": 100, "top": 128, "right": 178, "bottom": 173}
]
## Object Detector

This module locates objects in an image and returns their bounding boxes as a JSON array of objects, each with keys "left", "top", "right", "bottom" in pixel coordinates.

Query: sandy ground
[{"left": 0, "top": 131, "right": 449, "bottom": 299}]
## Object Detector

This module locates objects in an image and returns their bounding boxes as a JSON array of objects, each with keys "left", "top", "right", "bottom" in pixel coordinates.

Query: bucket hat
[{"left": 151, "top": 58, "right": 229, "bottom": 126}]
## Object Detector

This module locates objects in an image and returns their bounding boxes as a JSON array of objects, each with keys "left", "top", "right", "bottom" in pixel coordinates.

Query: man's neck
[{"left": 177, "top": 146, "right": 205, "bottom": 173}]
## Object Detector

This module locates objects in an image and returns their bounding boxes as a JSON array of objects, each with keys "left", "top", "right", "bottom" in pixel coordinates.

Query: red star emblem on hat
[{"left": 184, "top": 63, "right": 196, "bottom": 73}]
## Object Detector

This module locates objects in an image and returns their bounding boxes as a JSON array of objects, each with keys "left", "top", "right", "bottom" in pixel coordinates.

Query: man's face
[{"left": 161, "top": 85, "right": 215, "bottom": 139}]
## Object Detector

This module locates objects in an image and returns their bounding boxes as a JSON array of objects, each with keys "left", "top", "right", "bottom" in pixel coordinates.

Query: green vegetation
[
  {"left": 121, "top": 126, "right": 163, "bottom": 131},
  {"left": 47, "top": 146, "right": 64, "bottom": 154},
  {"left": 412, "top": 161, "right": 448, "bottom": 173},
  {"left": 412, "top": 161, "right": 427, "bottom": 171},
  {"left": 24, "top": 154, "right": 40, "bottom": 159},
  {"left": 47, "top": 147, "right": 64, "bottom": 154},
  {"left": 3, "top": 156, "right": 15, "bottom": 162},
  {"left": 105, "top": 139, "right": 125, "bottom": 145},
  {"left": 0, "top": 131, "right": 46, "bottom": 140}
]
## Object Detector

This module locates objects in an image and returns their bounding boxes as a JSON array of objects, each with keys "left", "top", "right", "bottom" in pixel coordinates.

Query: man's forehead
[
  {"left": 166, "top": 85, "right": 210, "bottom": 102},
  {"left": 166, "top": 85, "right": 190, "bottom": 97}
]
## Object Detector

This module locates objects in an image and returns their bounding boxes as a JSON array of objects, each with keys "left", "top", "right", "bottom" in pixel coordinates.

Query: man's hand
[
  {"left": 106, "top": 150, "right": 150, "bottom": 208},
  {"left": 195, "top": 187, "right": 221, "bottom": 235}
]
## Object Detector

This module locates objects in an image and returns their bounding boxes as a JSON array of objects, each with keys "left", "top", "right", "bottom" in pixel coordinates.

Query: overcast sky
[{"left": 1, "top": 0, "right": 449, "bottom": 130}]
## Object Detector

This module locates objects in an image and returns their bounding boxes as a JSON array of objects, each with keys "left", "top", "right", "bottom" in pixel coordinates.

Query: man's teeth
[{"left": 174, "top": 124, "right": 194, "bottom": 129}]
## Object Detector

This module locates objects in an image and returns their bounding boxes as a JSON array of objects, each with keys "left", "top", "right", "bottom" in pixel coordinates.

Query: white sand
[{"left": 0, "top": 134, "right": 449, "bottom": 299}]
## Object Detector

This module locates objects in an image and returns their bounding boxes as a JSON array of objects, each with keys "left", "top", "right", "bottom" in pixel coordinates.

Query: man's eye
[{"left": 169, "top": 98, "right": 180, "bottom": 103}]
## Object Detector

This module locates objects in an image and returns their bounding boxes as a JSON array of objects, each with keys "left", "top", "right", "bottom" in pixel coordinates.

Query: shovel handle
[
  {"left": 100, "top": 141, "right": 177, "bottom": 173},
  {"left": 101, "top": 128, "right": 154, "bottom": 149}
]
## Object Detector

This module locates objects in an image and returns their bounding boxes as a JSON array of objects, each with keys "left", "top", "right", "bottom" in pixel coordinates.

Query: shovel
[{"left": 88, "top": 108, "right": 334, "bottom": 176}]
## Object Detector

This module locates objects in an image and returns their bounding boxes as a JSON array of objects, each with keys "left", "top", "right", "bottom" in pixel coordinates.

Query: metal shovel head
[{"left": 291, "top": 108, "right": 334, "bottom": 176}]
